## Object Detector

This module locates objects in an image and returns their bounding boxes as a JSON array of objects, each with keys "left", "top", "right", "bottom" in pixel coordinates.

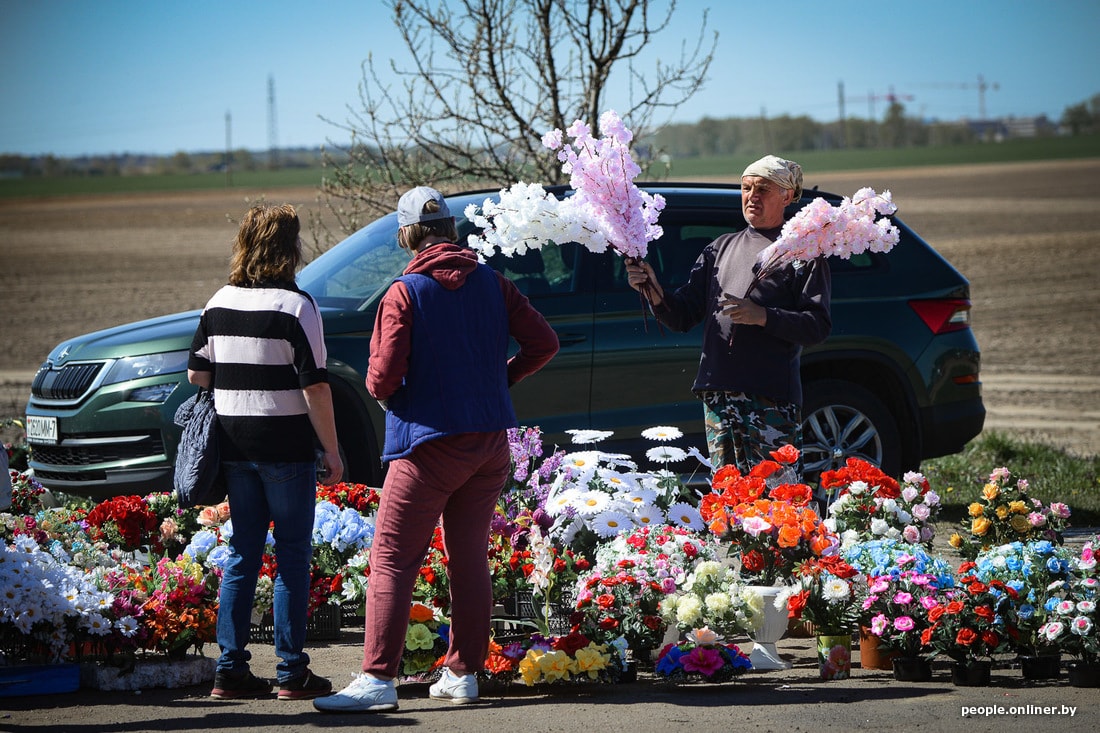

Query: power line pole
[
  {"left": 268, "top": 75, "right": 279, "bottom": 170},
  {"left": 837, "top": 80, "right": 847, "bottom": 148},
  {"left": 224, "top": 111, "right": 232, "bottom": 187}
]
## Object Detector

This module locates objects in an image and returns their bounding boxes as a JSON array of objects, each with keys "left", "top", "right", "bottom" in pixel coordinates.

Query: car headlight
[
  {"left": 103, "top": 350, "right": 190, "bottom": 386},
  {"left": 128, "top": 383, "right": 180, "bottom": 403}
]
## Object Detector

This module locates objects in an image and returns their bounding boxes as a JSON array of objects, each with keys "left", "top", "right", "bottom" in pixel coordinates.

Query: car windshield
[{"left": 296, "top": 212, "right": 409, "bottom": 310}]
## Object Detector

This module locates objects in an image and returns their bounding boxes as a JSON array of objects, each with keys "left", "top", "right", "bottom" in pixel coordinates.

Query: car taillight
[{"left": 908, "top": 298, "right": 972, "bottom": 334}]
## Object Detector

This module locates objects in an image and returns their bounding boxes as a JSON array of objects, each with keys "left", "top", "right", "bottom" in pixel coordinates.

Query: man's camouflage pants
[{"left": 700, "top": 390, "right": 802, "bottom": 477}]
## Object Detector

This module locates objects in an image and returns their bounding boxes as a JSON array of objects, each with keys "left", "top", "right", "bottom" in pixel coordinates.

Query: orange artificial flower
[{"left": 409, "top": 603, "right": 435, "bottom": 623}]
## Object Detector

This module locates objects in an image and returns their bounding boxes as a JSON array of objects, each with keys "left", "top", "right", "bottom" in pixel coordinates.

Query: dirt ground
[{"left": 2, "top": 158, "right": 1098, "bottom": 457}]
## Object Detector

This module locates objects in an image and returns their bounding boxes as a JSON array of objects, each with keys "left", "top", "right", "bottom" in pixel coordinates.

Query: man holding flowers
[{"left": 625, "top": 155, "right": 831, "bottom": 480}]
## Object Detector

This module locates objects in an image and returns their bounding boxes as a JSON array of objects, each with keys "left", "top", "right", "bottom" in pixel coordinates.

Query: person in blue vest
[{"left": 315, "top": 186, "right": 559, "bottom": 714}]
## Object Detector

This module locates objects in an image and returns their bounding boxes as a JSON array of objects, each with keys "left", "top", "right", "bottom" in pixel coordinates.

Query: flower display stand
[
  {"left": 1019, "top": 654, "right": 1061, "bottom": 680},
  {"left": 816, "top": 634, "right": 852, "bottom": 680},
  {"left": 80, "top": 655, "right": 215, "bottom": 691},
  {"left": 891, "top": 657, "right": 933, "bottom": 682},
  {"left": 951, "top": 660, "right": 992, "bottom": 687},
  {"left": 0, "top": 663, "right": 80, "bottom": 698},
  {"left": 251, "top": 603, "right": 342, "bottom": 643},
  {"left": 744, "top": 586, "right": 791, "bottom": 670},
  {"left": 1066, "top": 661, "right": 1100, "bottom": 688}
]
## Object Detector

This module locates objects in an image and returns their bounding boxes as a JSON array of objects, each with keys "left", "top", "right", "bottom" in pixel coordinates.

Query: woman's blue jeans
[{"left": 216, "top": 460, "right": 316, "bottom": 683}]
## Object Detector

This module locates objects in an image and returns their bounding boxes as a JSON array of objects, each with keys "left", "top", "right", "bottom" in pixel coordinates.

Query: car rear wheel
[{"left": 801, "top": 379, "right": 901, "bottom": 486}]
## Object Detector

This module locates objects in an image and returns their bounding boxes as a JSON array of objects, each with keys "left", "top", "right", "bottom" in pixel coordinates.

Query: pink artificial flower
[
  {"left": 681, "top": 646, "right": 725, "bottom": 677},
  {"left": 989, "top": 467, "right": 1011, "bottom": 483},
  {"left": 870, "top": 613, "right": 888, "bottom": 635},
  {"left": 902, "top": 525, "right": 921, "bottom": 544},
  {"left": 739, "top": 516, "right": 773, "bottom": 537},
  {"left": 920, "top": 595, "right": 939, "bottom": 610},
  {"left": 1028, "top": 512, "right": 1047, "bottom": 528},
  {"left": 1050, "top": 502, "right": 1071, "bottom": 519},
  {"left": 893, "top": 616, "right": 915, "bottom": 631},
  {"left": 869, "top": 578, "right": 890, "bottom": 593},
  {"left": 893, "top": 591, "right": 913, "bottom": 605}
]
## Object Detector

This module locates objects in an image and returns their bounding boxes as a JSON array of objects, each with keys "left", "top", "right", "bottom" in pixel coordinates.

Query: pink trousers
[{"left": 361, "top": 430, "right": 510, "bottom": 677}]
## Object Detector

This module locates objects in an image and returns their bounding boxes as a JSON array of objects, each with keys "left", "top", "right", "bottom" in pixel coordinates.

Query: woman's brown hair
[{"left": 228, "top": 203, "right": 302, "bottom": 286}]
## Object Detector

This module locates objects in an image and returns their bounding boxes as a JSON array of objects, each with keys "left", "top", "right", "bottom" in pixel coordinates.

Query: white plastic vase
[{"left": 745, "top": 585, "right": 792, "bottom": 670}]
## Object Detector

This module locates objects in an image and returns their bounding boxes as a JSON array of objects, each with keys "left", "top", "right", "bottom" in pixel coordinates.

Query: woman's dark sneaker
[
  {"left": 278, "top": 669, "right": 333, "bottom": 700},
  {"left": 210, "top": 670, "right": 274, "bottom": 699}
]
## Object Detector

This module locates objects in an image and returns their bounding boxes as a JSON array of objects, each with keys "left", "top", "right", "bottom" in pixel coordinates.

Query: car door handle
[{"left": 556, "top": 333, "right": 588, "bottom": 346}]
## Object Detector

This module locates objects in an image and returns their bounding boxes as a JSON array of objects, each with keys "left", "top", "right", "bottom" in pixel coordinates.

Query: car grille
[
  {"left": 30, "top": 434, "right": 166, "bottom": 467},
  {"left": 31, "top": 362, "right": 106, "bottom": 401}
]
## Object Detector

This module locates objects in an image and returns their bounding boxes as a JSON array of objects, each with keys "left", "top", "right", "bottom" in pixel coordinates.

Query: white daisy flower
[
  {"left": 645, "top": 445, "right": 688, "bottom": 464},
  {"left": 591, "top": 510, "right": 634, "bottom": 538},
  {"left": 641, "top": 426, "right": 683, "bottom": 441},
  {"left": 632, "top": 504, "right": 665, "bottom": 526},
  {"left": 621, "top": 487, "right": 658, "bottom": 506},
  {"left": 115, "top": 616, "right": 140, "bottom": 637},
  {"left": 561, "top": 450, "right": 604, "bottom": 471},
  {"left": 595, "top": 451, "right": 638, "bottom": 470},
  {"left": 574, "top": 490, "right": 611, "bottom": 517},
  {"left": 667, "top": 502, "right": 704, "bottom": 531},
  {"left": 566, "top": 429, "right": 614, "bottom": 444},
  {"left": 546, "top": 488, "right": 582, "bottom": 517},
  {"left": 598, "top": 468, "right": 640, "bottom": 493}
]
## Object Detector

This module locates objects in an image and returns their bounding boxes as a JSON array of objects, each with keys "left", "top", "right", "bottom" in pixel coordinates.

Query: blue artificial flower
[
  {"left": 1018, "top": 603, "right": 1035, "bottom": 620},
  {"left": 656, "top": 644, "right": 686, "bottom": 675}
]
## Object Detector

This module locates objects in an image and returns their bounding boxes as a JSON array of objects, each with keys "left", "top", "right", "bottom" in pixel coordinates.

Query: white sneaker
[
  {"left": 429, "top": 667, "right": 479, "bottom": 704},
  {"left": 313, "top": 674, "right": 398, "bottom": 713}
]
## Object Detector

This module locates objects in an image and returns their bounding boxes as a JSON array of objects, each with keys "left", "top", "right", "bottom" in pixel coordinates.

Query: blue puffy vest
[{"left": 381, "top": 264, "right": 518, "bottom": 462}]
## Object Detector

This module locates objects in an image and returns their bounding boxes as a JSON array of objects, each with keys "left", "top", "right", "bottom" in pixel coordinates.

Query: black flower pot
[
  {"left": 951, "top": 660, "right": 992, "bottom": 687},
  {"left": 1066, "top": 661, "right": 1100, "bottom": 688},
  {"left": 891, "top": 657, "right": 933, "bottom": 682},
  {"left": 1020, "top": 654, "right": 1060, "bottom": 680}
]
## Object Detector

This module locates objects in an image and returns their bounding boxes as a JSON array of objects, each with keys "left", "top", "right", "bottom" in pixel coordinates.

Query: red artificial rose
[
  {"left": 552, "top": 632, "right": 592, "bottom": 655},
  {"left": 598, "top": 617, "right": 620, "bottom": 631},
  {"left": 553, "top": 557, "right": 567, "bottom": 573},
  {"left": 596, "top": 593, "right": 616, "bottom": 610},
  {"left": 974, "top": 605, "right": 995, "bottom": 622},
  {"left": 956, "top": 628, "right": 978, "bottom": 646},
  {"left": 928, "top": 606, "right": 946, "bottom": 623},
  {"left": 787, "top": 590, "right": 810, "bottom": 619},
  {"left": 945, "top": 601, "right": 965, "bottom": 614},
  {"left": 643, "top": 615, "right": 663, "bottom": 630},
  {"left": 683, "top": 542, "right": 698, "bottom": 559},
  {"left": 920, "top": 627, "right": 935, "bottom": 646},
  {"left": 968, "top": 581, "right": 988, "bottom": 594},
  {"left": 741, "top": 550, "right": 765, "bottom": 573},
  {"left": 575, "top": 558, "right": 591, "bottom": 571},
  {"left": 981, "top": 630, "right": 1000, "bottom": 648}
]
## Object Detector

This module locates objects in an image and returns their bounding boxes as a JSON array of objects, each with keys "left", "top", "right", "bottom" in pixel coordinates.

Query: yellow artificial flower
[
  {"left": 949, "top": 533, "right": 964, "bottom": 548},
  {"left": 971, "top": 517, "right": 992, "bottom": 536},
  {"left": 405, "top": 623, "right": 435, "bottom": 651},
  {"left": 519, "top": 649, "right": 545, "bottom": 686},
  {"left": 572, "top": 644, "right": 611, "bottom": 680},
  {"left": 1009, "top": 500, "right": 1028, "bottom": 514},
  {"left": 995, "top": 505, "right": 1010, "bottom": 520},
  {"left": 983, "top": 483, "right": 1000, "bottom": 501},
  {"left": 1011, "top": 515, "right": 1032, "bottom": 534},
  {"left": 968, "top": 503, "right": 985, "bottom": 518},
  {"left": 537, "top": 649, "right": 572, "bottom": 684}
]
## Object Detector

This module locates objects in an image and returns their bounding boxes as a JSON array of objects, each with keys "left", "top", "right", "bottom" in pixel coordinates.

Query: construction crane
[
  {"left": 837, "top": 82, "right": 915, "bottom": 121},
  {"left": 917, "top": 74, "right": 1000, "bottom": 119}
]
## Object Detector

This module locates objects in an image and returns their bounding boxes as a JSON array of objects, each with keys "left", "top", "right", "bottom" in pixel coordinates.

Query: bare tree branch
[{"left": 313, "top": 0, "right": 716, "bottom": 243}]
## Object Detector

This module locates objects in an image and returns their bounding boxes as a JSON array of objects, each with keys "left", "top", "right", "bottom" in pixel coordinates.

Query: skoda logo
[{"left": 57, "top": 343, "right": 72, "bottom": 362}]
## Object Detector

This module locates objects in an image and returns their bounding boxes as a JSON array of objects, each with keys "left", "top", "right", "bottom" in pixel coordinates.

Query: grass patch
[{"left": 921, "top": 431, "right": 1100, "bottom": 528}]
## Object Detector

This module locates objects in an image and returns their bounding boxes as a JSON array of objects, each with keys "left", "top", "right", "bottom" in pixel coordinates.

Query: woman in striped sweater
[{"left": 188, "top": 203, "right": 342, "bottom": 701}]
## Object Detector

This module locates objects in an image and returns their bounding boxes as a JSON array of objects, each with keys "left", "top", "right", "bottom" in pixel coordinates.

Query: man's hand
[{"left": 719, "top": 294, "right": 766, "bottom": 326}]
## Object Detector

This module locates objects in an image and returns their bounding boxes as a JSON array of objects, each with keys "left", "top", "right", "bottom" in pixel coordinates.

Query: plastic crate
[
  {"left": 0, "top": 663, "right": 80, "bottom": 697},
  {"left": 251, "top": 603, "right": 342, "bottom": 643}
]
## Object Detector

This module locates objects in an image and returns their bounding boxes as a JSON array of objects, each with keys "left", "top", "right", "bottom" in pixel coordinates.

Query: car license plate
[{"left": 25, "top": 415, "right": 59, "bottom": 444}]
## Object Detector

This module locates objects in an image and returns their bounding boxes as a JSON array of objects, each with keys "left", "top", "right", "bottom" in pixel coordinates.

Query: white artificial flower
[
  {"left": 667, "top": 502, "right": 705, "bottom": 531},
  {"left": 566, "top": 429, "right": 614, "bottom": 444},
  {"left": 870, "top": 518, "right": 889, "bottom": 536},
  {"left": 822, "top": 578, "right": 850, "bottom": 602},
  {"left": 901, "top": 486, "right": 920, "bottom": 503},
  {"left": 545, "top": 488, "right": 582, "bottom": 517},
  {"left": 592, "top": 511, "right": 634, "bottom": 538},
  {"left": 574, "top": 490, "right": 611, "bottom": 517},
  {"left": 847, "top": 481, "right": 869, "bottom": 496},
  {"left": 676, "top": 596, "right": 703, "bottom": 625},
  {"left": 632, "top": 504, "right": 665, "bottom": 527},
  {"left": 641, "top": 426, "right": 683, "bottom": 441},
  {"left": 621, "top": 487, "right": 658, "bottom": 507},
  {"left": 598, "top": 468, "right": 641, "bottom": 493},
  {"left": 645, "top": 445, "right": 688, "bottom": 464},
  {"left": 704, "top": 592, "right": 733, "bottom": 615}
]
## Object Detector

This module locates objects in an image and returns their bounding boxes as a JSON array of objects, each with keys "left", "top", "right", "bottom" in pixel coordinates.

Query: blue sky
[{"left": 2, "top": 0, "right": 1098, "bottom": 157}]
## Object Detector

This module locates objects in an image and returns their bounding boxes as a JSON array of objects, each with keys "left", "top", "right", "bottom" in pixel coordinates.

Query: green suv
[{"left": 24, "top": 183, "right": 984, "bottom": 498}]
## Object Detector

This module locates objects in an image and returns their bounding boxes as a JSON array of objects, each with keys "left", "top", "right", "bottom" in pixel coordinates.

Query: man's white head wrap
[{"left": 742, "top": 155, "right": 803, "bottom": 201}]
